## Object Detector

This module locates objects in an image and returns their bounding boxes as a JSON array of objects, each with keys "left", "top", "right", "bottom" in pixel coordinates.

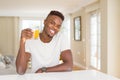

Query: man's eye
[{"left": 50, "top": 21, "right": 55, "bottom": 25}]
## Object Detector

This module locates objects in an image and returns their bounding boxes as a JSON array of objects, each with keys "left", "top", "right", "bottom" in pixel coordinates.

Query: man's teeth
[{"left": 50, "top": 30, "right": 55, "bottom": 34}]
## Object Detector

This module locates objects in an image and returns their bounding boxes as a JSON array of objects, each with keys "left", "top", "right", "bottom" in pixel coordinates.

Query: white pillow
[
  {"left": 0, "top": 62, "right": 6, "bottom": 69},
  {"left": 4, "top": 56, "right": 12, "bottom": 65}
]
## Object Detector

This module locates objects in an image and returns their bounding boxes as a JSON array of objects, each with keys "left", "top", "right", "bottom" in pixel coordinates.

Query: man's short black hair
[{"left": 47, "top": 10, "right": 64, "bottom": 21}]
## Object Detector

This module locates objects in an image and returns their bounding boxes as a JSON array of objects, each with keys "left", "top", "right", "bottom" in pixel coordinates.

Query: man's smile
[{"left": 50, "top": 29, "right": 55, "bottom": 34}]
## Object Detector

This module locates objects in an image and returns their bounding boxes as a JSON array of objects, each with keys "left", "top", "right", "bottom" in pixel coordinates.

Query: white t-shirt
[{"left": 25, "top": 31, "right": 70, "bottom": 72}]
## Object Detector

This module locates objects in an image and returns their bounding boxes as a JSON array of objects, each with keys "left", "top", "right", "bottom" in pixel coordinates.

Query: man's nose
[{"left": 53, "top": 26, "right": 60, "bottom": 31}]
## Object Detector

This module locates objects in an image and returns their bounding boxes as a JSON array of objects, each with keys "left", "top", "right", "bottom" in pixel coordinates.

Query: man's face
[{"left": 44, "top": 15, "right": 63, "bottom": 37}]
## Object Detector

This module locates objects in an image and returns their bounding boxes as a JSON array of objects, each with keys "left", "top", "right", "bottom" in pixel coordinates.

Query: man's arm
[
  {"left": 16, "top": 40, "right": 31, "bottom": 75},
  {"left": 35, "top": 49, "right": 73, "bottom": 73},
  {"left": 16, "top": 28, "right": 32, "bottom": 75}
]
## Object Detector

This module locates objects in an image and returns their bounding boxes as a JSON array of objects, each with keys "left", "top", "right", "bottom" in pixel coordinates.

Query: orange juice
[{"left": 33, "top": 29, "right": 40, "bottom": 39}]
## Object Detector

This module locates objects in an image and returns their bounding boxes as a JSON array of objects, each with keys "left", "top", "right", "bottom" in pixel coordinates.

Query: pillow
[
  {"left": 0, "top": 62, "right": 6, "bottom": 68},
  {"left": 0, "top": 55, "right": 6, "bottom": 69},
  {"left": 3, "top": 56, "right": 12, "bottom": 65}
]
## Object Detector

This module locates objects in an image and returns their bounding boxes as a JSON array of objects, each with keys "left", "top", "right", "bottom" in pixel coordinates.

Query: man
[{"left": 16, "top": 10, "right": 73, "bottom": 75}]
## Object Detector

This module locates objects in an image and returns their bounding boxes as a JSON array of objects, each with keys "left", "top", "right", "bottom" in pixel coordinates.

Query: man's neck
[{"left": 40, "top": 32, "right": 52, "bottom": 43}]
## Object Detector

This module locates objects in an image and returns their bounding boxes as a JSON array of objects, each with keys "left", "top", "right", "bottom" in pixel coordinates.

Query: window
[
  {"left": 19, "top": 18, "right": 44, "bottom": 33},
  {"left": 89, "top": 11, "right": 101, "bottom": 70},
  {"left": 22, "top": 20, "right": 43, "bottom": 30}
]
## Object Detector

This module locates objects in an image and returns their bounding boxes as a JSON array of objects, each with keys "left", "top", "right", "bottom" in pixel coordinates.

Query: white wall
[
  {"left": 71, "top": 0, "right": 120, "bottom": 78},
  {"left": 70, "top": 1, "right": 99, "bottom": 69},
  {"left": 70, "top": 8, "right": 86, "bottom": 69},
  {"left": 107, "top": 0, "right": 120, "bottom": 78},
  {"left": 0, "top": 17, "right": 19, "bottom": 56},
  {"left": 100, "top": 0, "right": 108, "bottom": 74},
  {"left": 100, "top": 0, "right": 120, "bottom": 78}
]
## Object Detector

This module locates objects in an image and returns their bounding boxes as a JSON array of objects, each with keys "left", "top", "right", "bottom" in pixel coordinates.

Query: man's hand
[
  {"left": 21, "top": 28, "right": 33, "bottom": 42},
  {"left": 35, "top": 68, "right": 42, "bottom": 73}
]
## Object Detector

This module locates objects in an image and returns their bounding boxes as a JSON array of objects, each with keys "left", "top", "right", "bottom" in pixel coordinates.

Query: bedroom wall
[
  {"left": 0, "top": 17, "right": 19, "bottom": 56},
  {"left": 100, "top": 0, "right": 120, "bottom": 78},
  {"left": 71, "top": 0, "right": 120, "bottom": 78},
  {"left": 70, "top": 8, "right": 86, "bottom": 69},
  {"left": 70, "top": 1, "right": 99, "bottom": 69},
  {"left": 107, "top": 0, "right": 120, "bottom": 78}
]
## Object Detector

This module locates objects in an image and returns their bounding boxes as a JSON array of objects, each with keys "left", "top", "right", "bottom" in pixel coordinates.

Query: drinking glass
[{"left": 32, "top": 26, "right": 40, "bottom": 39}]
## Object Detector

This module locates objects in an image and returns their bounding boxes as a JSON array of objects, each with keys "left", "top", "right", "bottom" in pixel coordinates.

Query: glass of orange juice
[{"left": 33, "top": 27, "right": 40, "bottom": 39}]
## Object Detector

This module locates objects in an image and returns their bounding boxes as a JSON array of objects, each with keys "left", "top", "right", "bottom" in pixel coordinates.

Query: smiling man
[{"left": 16, "top": 10, "right": 73, "bottom": 75}]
